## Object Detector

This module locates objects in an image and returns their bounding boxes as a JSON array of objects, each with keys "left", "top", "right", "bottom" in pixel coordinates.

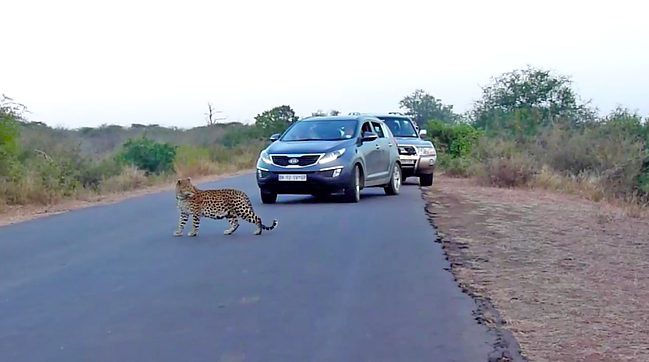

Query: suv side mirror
[
  {"left": 269, "top": 133, "right": 280, "bottom": 142},
  {"left": 361, "top": 131, "right": 378, "bottom": 142},
  {"left": 419, "top": 129, "right": 427, "bottom": 137}
]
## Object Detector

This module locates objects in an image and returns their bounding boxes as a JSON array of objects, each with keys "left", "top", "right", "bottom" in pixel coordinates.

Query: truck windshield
[
  {"left": 281, "top": 120, "right": 358, "bottom": 141},
  {"left": 380, "top": 117, "right": 418, "bottom": 137}
]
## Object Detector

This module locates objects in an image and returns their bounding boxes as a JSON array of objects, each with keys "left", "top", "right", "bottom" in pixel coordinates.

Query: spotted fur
[{"left": 174, "top": 177, "right": 278, "bottom": 236}]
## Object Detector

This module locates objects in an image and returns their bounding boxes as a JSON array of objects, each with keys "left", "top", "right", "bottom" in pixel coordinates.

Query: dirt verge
[
  {"left": 0, "top": 170, "right": 253, "bottom": 227},
  {"left": 423, "top": 175, "right": 649, "bottom": 361}
]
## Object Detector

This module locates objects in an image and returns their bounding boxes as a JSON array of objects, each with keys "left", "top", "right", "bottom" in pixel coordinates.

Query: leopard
[{"left": 173, "top": 177, "right": 278, "bottom": 236}]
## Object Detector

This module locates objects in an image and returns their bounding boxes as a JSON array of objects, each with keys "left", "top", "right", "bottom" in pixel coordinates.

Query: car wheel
[
  {"left": 260, "top": 189, "right": 277, "bottom": 204},
  {"left": 384, "top": 163, "right": 402, "bottom": 195},
  {"left": 419, "top": 173, "right": 433, "bottom": 187},
  {"left": 343, "top": 165, "right": 361, "bottom": 203}
]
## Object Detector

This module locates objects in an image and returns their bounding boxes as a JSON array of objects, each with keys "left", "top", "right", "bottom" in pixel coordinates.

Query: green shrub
[
  {"left": 427, "top": 120, "right": 482, "bottom": 158},
  {"left": 0, "top": 98, "right": 21, "bottom": 177},
  {"left": 638, "top": 169, "right": 649, "bottom": 195},
  {"left": 116, "top": 137, "right": 177, "bottom": 174}
]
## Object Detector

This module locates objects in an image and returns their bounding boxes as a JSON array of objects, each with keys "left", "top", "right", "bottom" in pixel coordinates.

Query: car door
[
  {"left": 371, "top": 121, "right": 391, "bottom": 178},
  {"left": 358, "top": 121, "right": 381, "bottom": 179}
]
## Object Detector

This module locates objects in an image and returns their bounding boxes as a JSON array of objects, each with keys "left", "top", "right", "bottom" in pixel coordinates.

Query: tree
[
  {"left": 0, "top": 95, "right": 24, "bottom": 176},
  {"left": 254, "top": 105, "right": 299, "bottom": 135},
  {"left": 329, "top": 109, "right": 340, "bottom": 116},
  {"left": 427, "top": 120, "right": 483, "bottom": 158},
  {"left": 205, "top": 103, "right": 225, "bottom": 126},
  {"left": 399, "top": 89, "right": 457, "bottom": 127},
  {"left": 116, "top": 137, "right": 177, "bottom": 174},
  {"left": 471, "top": 66, "right": 595, "bottom": 135}
]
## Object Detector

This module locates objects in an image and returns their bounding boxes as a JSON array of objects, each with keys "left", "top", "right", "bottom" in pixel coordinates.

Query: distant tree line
[
  {"left": 2, "top": 66, "right": 647, "bottom": 207},
  {"left": 403, "top": 66, "right": 648, "bottom": 202}
]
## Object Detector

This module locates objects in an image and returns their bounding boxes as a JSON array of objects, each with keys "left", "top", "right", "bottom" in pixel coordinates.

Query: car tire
[
  {"left": 419, "top": 173, "right": 433, "bottom": 187},
  {"left": 384, "top": 163, "right": 402, "bottom": 195},
  {"left": 260, "top": 189, "right": 277, "bottom": 204},
  {"left": 343, "top": 165, "right": 361, "bottom": 203}
]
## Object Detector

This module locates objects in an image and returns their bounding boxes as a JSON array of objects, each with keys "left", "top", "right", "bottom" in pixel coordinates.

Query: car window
[
  {"left": 371, "top": 121, "right": 385, "bottom": 138},
  {"left": 361, "top": 122, "right": 373, "bottom": 134},
  {"left": 281, "top": 120, "right": 358, "bottom": 141},
  {"left": 379, "top": 117, "right": 418, "bottom": 137},
  {"left": 380, "top": 123, "right": 393, "bottom": 138}
]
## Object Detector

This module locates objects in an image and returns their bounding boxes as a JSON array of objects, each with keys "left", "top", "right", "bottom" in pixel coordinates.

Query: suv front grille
[
  {"left": 398, "top": 146, "right": 416, "bottom": 155},
  {"left": 271, "top": 155, "right": 321, "bottom": 167}
]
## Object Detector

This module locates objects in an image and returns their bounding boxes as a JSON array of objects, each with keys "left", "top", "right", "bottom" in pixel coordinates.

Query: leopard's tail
[{"left": 261, "top": 219, "right": 278, "bottom": 231}]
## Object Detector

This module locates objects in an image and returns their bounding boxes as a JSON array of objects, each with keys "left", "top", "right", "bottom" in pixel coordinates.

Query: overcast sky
[{"left": 2, "top": 0, "right": 647, "bottom": 128}]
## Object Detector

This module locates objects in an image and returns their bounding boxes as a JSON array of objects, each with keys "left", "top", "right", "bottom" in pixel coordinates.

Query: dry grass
[
  {"left": 99, "top": 166, "right": 149, "bottom": 193},
  {"left": 0, "top": 171, "right": 81, "bottom": 206},
  {"left": 425, "top": 176, "right": 649, "bottom": 361},
  {"left": 174, "top": 159, "right": 222, "bottom": 178},
  {"left": 0, "top": 169, "right": 254, "bottom": 227},
  {"left": 0, "top": 144, "right": 261, "bottom": 225},
  {"left": 530, "top": 165, "right": 606, "bottom": 203}
]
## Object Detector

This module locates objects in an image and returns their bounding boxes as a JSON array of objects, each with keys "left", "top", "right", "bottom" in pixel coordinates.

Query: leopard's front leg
[
  {"left": 173, "top": 212, "right": 189, "bottom": 236},
  {"left": 188, "top": 214, "right": 201, "bottom": 237}
]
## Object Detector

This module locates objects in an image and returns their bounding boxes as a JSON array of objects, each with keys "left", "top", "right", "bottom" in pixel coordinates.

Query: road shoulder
[{"left": 423, "top": 176, "right": 649, "bottom": 361}]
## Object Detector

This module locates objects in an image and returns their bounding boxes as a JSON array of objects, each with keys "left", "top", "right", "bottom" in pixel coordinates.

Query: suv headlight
[
  {"left": 418, "top": 146, "right": 436, "bottom": 156},
  {"left": 259, "top": 150, "right": 273, "bottom": 164},
  {"left": 318, "top": 148, "right": 346, "bottom": 164}
]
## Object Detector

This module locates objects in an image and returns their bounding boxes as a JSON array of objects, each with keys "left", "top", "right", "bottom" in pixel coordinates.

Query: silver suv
[{"left": 358, "top": 113, "right": 437, "bottom": 186}]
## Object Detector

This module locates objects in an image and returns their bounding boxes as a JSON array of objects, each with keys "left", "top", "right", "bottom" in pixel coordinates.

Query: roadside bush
[
  {"left": 639, "top": 168, "right": 649, "bottom": 195},
  {"left": 478, "top": 154, "right": 537, "bottom": 188},
  {"left": 116, "top": 137, "right": 177, "bottom": 174},
  {"left": 79, "top": 158, "right": 123, "bottom": 190},
  {"left": 427, "top": 120, "right": 482, "bottom": 158},
  {"left": 0, "top": 97, "right": 22, "bottom": 177},
  {"left": 533, "top": 120, "right": 647, "bottom": 199},
  {"left": 438, "top": 154, "right": 474, "bottom": 177}
]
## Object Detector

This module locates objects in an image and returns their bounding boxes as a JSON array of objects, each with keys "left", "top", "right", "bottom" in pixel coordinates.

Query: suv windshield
[
  {"left": 379, "top": 117, "right": 418, "bottom": 137},
  {"left": 281, "top": 120, "right": 358, "bottom": 141}
]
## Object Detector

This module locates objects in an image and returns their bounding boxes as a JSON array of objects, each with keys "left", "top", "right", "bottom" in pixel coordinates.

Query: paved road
[{"left": 0, "top": 173, "right": 494, "bottom": 362}]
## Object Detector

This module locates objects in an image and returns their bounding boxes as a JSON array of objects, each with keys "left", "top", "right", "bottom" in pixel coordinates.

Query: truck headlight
[{"left": 418, "top": 147, "right": 436, "bottom": 156}]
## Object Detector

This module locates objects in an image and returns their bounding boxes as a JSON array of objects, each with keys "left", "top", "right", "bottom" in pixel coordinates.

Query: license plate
[
  {"left": 401, "top": 159, "right": 416, "bottom": 165},
  {"left": 278, "top": 174, "right": 307, "bottom": 181}
]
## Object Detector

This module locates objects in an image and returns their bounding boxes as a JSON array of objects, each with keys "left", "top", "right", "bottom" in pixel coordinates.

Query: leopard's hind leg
[
  {"left": 224, "top": 216, "right": 240, "bottom": 235},
  {"left": 241, "top": 213, "right": 263, "bottom": 235}
]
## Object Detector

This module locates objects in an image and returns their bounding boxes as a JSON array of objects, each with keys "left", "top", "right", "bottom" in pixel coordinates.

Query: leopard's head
[{"left": 175, "top": 177, "right": 197, "bottom": 199}]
